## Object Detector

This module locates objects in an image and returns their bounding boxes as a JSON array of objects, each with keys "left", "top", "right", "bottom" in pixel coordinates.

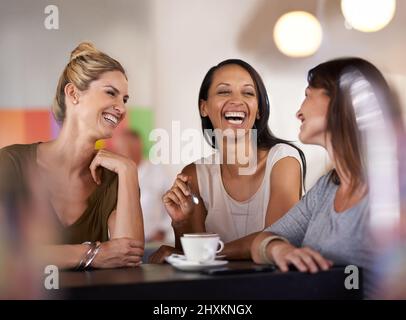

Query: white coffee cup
[{"left": 180, "top": 234, "right": 224, "bottom": 263}]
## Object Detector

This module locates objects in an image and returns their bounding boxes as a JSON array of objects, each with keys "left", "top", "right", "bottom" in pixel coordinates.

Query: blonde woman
[{"left": 0, "top": 42, "right": 144, "bottom": 269}]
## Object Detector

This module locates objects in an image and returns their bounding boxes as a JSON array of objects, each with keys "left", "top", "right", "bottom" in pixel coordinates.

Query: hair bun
[{"left": 70, "top": 42, "right": 100, "bottom": 61}]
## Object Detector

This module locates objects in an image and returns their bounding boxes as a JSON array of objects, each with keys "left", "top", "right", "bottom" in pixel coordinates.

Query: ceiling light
[
  {"left": 273, "top": 11, "right": 322, "bottom": 58},
  {"left": 341, "top": 0, "right": 396, "bottom": 32}
]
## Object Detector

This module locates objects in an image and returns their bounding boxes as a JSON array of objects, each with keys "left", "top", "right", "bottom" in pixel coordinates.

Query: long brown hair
[{"left": 307, "top": 58, "right": 397, "bottom": 192}]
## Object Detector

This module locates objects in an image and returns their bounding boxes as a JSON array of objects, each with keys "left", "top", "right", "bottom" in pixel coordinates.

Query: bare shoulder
[
  {"left": 270, "top": 157, "right": 301, "bottom": 190},
  {"left": 270, "top": 158, "right": 302, "bottom": 204},
  {"left": 272, "top": 156, "right": 301, "bottom": 173}
]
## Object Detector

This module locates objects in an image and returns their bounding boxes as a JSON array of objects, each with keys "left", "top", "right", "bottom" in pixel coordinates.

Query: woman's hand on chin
[{"left": 89, "top": 149, "right": 137, "bottom": 184}]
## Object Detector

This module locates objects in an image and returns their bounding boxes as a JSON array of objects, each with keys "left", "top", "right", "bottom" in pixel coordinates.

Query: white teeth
[
  {"left": 103, "top": 113, "right": 119, "bottom": 125},
  {"left": 224, "top": 111, "right": 245, "bottom": 125},
  {"left": 224, "top": 111, "right": 245, "bottom": 119},
  {"left": 227, "top": 119, "right": 243, "bottom": 125}
]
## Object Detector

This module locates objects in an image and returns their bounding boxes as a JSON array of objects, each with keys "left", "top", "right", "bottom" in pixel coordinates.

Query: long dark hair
[
  {"left": 307, "top": 57, "right": 398, "bottom": 191},
  {"left": 198, "top": 59, "right": 306, "bottom": 187}
]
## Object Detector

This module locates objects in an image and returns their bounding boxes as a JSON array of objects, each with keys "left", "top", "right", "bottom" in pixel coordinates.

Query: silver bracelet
[
  {"left": 76, "top": 241, "right": 96, "bottom": 270},
  {"left": 258, "top": 235, "right": 289, "bottom": 264},
  {"left": 84, "top": 241, "right": 101, "bottom": 269}
]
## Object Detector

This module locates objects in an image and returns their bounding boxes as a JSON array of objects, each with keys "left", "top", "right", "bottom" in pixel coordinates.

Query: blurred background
[
  {"left": 1, "top": 0, "right": 404, "bottom": 189},
  {"left": 1, "top": 0, "right": 406, "bottom": 298}
]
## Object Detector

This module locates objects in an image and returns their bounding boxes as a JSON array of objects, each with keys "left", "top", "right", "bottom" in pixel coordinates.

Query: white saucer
[
  {"left": 165, "top": 254, "right": 228, "bottom": 271},
  {"left": 167, "top": 253, "right": 225, "bottom": 261},
  {"left": 171, "top": 260, "right": 228, "bottom": 271}
]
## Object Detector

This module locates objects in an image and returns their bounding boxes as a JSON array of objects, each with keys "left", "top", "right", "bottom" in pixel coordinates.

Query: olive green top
[{"left": 0, "top": 143, "right": 118, "bottom": 244}]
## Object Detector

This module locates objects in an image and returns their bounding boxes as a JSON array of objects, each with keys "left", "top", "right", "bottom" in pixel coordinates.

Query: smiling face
[
  {"left": 296, "top": 86, "right": 330, "bottom": 147},
  {"left": 73, "top": 70, "right": 129, "bottom": 139},
  {"left": 200, "top": 64, "right": 258, "bottom": 134}
]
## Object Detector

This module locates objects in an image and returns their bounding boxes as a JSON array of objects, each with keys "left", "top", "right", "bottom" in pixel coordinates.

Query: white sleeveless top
[{"left": 195, "top": 143, "right": 302, "bottom": 243}]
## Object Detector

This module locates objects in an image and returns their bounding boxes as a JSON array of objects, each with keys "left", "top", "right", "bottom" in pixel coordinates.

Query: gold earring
[{"left": 73, "top": 100, "right": 78, "bottom": 104}]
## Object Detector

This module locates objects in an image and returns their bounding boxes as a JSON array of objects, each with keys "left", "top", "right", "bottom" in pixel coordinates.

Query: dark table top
[{"left": 52, "top": 261, "right": 363, "bottom": 300}]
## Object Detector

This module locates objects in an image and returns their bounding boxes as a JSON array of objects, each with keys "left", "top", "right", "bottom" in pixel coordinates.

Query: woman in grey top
[{"left": 251, "top": 58, "right": 395, "bottom": 274}]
